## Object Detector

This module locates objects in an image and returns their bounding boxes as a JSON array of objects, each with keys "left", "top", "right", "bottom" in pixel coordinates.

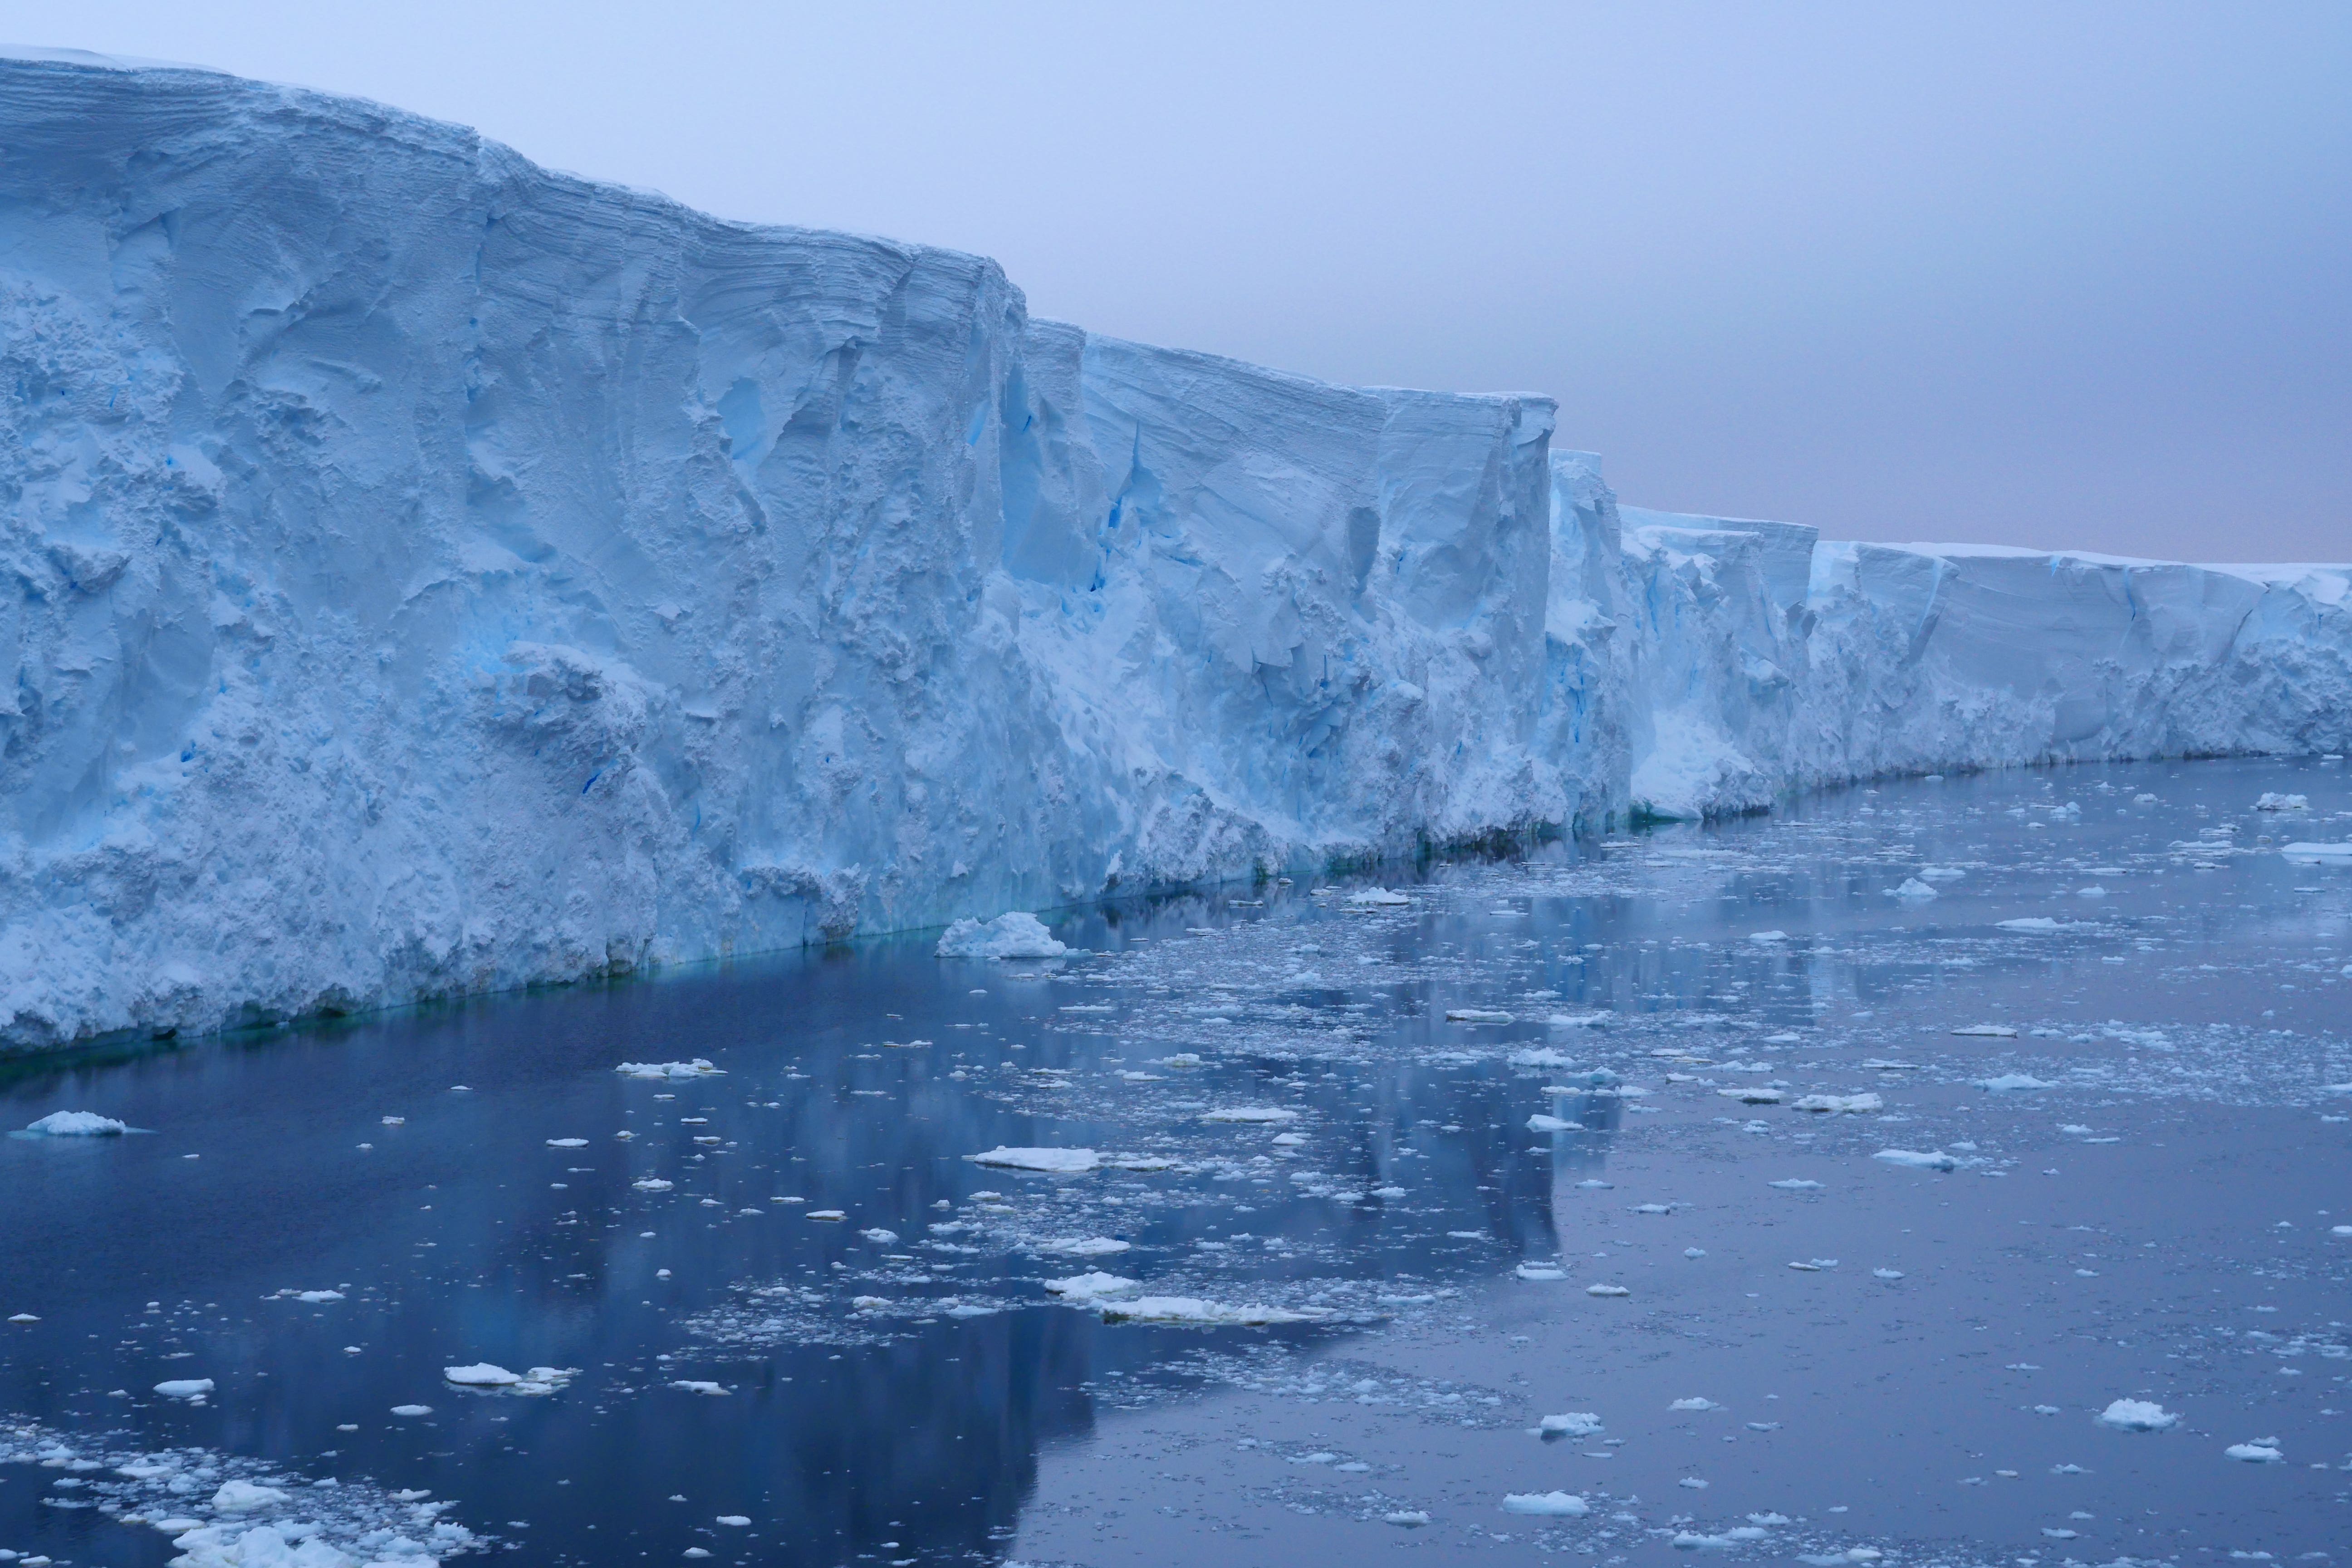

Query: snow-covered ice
[
  {"left": 1500, "top": 1490, "right": 1589, "bottom": 1516},
  {"left": 935, "top": 913, "right": 1068, "bottom": 960},
  {"left": 22, "top": 1111, "right": 130, "bottom": 1136},
  {"left": 2095, "top": 1399, "right": 2179, "bottom": 1432},
  {"left": 965, "top": 1147, "right": 1101, "bottom": 1174}
]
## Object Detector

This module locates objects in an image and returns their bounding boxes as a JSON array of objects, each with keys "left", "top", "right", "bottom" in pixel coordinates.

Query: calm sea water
[{"left": 4, "top": 758, "right": 2347, "bottom": 1568}]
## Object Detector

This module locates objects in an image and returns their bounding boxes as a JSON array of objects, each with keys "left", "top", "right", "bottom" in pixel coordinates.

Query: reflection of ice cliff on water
[{"left": 0, "top": 49, "right": 2347, "bottom": 1054}]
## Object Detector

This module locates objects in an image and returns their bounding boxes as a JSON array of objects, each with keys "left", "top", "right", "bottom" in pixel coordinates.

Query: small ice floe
[
  {"left": 2225, "top": 1441, "right": 2284, "bottom": 1463},
  {"left": 716, "top": 1515, "right": 751, "bottom": 1527},
  {"left": 1527, "top": 1114, "right": 1576, "bottom": 1133},
  {"left": 1385, "top": 1510, "right": 1431, "bottom": 1527},
  {"left": 632, "top": 1178, "right": 674, "bottom": 1191},
  {"left": 1675, "top": 1529, "right": 1769, "bottom": 1549},
  {"left": 1346, "top": 887, "right": 1412, "bottom": 907},
  {"left": 1861, "top": 1058, "right": 1921, "bottom": 1070},
  {"left": 390, "top": 1404, "right": 432, "bottom": 1416},
  {"left": 2076, "top": 885, "right": 2107, "bottom": 898},
  {"left": 1371, "top": 1185, "right": 1407, "bottom": 1199},
  {"left": 1042, "top": 1237, "right": 1132, "bottom": 1256},
  {"left": 1632, "top": 1202, "right": 1675, "bottom": 1214},
  {"left": 154, "top": 1379, "right": 215, "bottom": 1401},
  {"left": 1975, "top": 1074, "right": 2053, "bottom": 1092},
  {"left": 670, "top": 1380, "right": 730, "bottom": 1396},
  {"left": 1099, "top": 1296, "right": 1328, "bottom": 1326},
  {"left": 1514, "top": 1263, "right": 1568, "bottom": 1282},
  {"left": 2281, "top": 841, "right": 2352, "bottom": 863},
  {"left": 1546, "top": 1012, "right": 1615, "bottom": 1029},
  {"left": 807, "top": 1209, "right": 846, "bottom": 1221},
  {"left": 1769, "top": 1178, "right": 1823, "bottom": 1191},
  {"left": 1891, "top": 878, "right": 1939, "bottom": 901},
  {"left": 1872, "top": 1268, "right": 1904, "bottom": 1280},
  {"left": 858, "top": 1228, "right": 898, "bottom": 1244},
  {"left": 7, "top": 1312, "right": 37, "bottom": 1322},
  {"left": 546, "top": 1138, "right": 589, "bottom": 1148},
  {"left": 1719, "top": 1087, "right": 1784, "bottom": 1104},
  {"left": 1539, "top": 1412, "right": 1603, "bottom": 1438},
  {"left": 1686, "top": 1246, "right": 1706, "bottom": 1258},
  {"left": 1874, "top": 1149, "right": 1957, "bottom": 1171},
  {"left": 1585, "top": 1284, "right": 1631, "bottom": 1297},
  {"left": 1201, "top": 1107, "right": 1298, "bottom": 1125},
  {"left": 1919, "top": 866, "right": 1966, "bottom": 881},
  {"left": 1446, "top": 1009, "right": 1514, "bottom": 1024},
  {"left": 1793, "top": 1093, "right": 1882, "bottom": 1113},
  {"left": 211, "top": 1480, "right": 290, "bottom": 1512},
  {"left": 1044, "top": 1271, "right": 1140, "bottom": 1303},
  {"left": 1950, "top": 1024, "right": 2018, "bottom": 1038},
  {"left": 2095, "top": 1399, "right": 2178, "bottom": 1431},
  {"left": 1749, "top": 931, "right": 1789, "bottom": 945},
  {"left": 2254, "top": 793, "right": 2309, "bottom": 811},
  {"left": 443, "top": 1364, "right": 575, "bottom": 1395},
  {"left": 1671, "top": 1397, "right": 1721, "bottom": 1411},
  {"left": 23, "top": 1110, "right": 137, "bottom": 1137},
  {"left": 616, "top": 1059, "right": 722, "bottom": 1079},
  {"left": 1501, "top": 1491, "right": 1588, "bottom": 1517},
  {"left": 936, "top": 911, "right": 1068, "bottom": 959},
  {"left": 965, "top": 1146, "right": 1100, "bottom": 1173},
  {"left": 1508, "top": 1047, "right": 1576, "bottom": 1068}
]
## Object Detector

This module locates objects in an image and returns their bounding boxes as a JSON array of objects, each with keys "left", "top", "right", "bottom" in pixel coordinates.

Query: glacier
[{"left": 0, "top": 49, "right": 2344, "bottom": 1052}]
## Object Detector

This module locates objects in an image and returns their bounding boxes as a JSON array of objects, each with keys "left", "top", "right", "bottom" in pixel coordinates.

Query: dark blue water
[{"left": 4, "top": 758, "right": 2347, "bottom": 1568}]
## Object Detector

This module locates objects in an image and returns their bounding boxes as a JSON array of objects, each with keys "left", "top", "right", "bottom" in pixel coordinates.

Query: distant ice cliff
[{"left": 1, "top": 51, "right": 2344, "bottom": 1049}]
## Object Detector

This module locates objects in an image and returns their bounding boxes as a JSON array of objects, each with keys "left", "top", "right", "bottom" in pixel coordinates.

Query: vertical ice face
[{"left": 0, "top": 51, "right": 2345, "bottom": 1054}]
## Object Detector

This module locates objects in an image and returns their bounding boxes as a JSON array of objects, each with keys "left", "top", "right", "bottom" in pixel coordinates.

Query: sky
[{"left": 2, "top": 1, "right": 2346, "bottom": 561}]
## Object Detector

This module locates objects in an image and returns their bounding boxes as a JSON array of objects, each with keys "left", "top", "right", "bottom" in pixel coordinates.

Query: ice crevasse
[{"left": 0, "top": 50, "right": 2345, "bottom": 1050}]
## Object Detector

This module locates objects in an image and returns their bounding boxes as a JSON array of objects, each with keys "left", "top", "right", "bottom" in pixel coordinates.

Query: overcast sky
[{"left": 5, "top": 1, "right": 2346, "bottom": 560}]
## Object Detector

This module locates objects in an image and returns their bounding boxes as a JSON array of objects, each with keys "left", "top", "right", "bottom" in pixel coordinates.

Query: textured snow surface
[{"left": 1, "top": 51, "right": 2347, "bottom": 1051}]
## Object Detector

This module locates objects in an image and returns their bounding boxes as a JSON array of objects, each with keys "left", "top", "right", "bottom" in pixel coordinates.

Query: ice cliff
[{"left": 1, "top": 51, "right": 2346, "bottom": 1050}]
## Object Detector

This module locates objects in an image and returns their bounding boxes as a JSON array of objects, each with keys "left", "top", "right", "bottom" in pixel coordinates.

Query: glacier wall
[{"left": 0, "top": 51, "right": 2345, "bottom": 1051}]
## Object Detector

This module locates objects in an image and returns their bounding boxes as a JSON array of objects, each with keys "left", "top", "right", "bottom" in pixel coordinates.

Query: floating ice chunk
[
  {"left": 616, "top": 1059, "right": 722, "bottom": 1079},
  {"left": 1501, "top": 1491, "right": 1588, "bottom": 1517},
  {"left": 2095, "top": 1399, "right": 2178, "bottom": 1431},
  {"left": 1685, "top": 1247, "right": 1706, "bottom": 1258},
  {"left": 444, "top": 1363, "right": 522, "bottom": 1386},
  {"left": 1891, "top": 878, "right": 1939, "bottom": 901},
  {"left": 1527, "top": 1114, "right": 1575, "bottom": 1132},
  {"left": 1514, "top": 1263, "right": 1568, "bottom": 1282},
  {"left": 2281, "top": 842, "right": 2352, "bottom": 863},
  {"left": 1539, "top": 1412, "right": 1603, "bottom": 1437},
  {"left": 1719, "top": 1087, "right": 1784, "bottom": 1104},
  {"left": 716, "top": 1515, "right": 751, "bottom": 1526},
  {"left": 1508, "top": 1047, "right": 1575, "bottom": 1067},
  {"left": 1546, "top": 1013, "right": 1615, "bottom": 1029},
  {"left": 1861, "top": 1059, "right": 1921, "bottom": 1070},
  {"left": 294, "top": 1290, "right": 343, "bottom": 1303},
  {"left": 1043, "top": 1272, "right": 1141, "bottom": 1303},
  {"left": 1346, "top": 887, "right": 1411, "bottom": 907},
  {"left": 1918, "top": 866, "right": 1966, "bottom": 881},
  {"left": 1446, "top": 1009, "right": 1514, "bottom": 1024},
  {"left": 1201, "top": 1107, "right": 1298, "bottom": 1124},
  {"left": 390, "top": 1404, "right": 431, "bottom": 1416},
  {"left": 1042, "top": 1237, "right": 1132, "bottom": 1256},
  {"left": 154, "top": 1379, "right": 215, "bottom": 1399},
  {"left": 1586, "top": 1284, "right": 1631, "bottom": 1297},
  {"left": 1671, "top": 1397, "right": 1721, "bottom": 1411},
  {"left": 1975, "top": 1074, "right": 2053, "bottom": 1092},
  {"left": 670, "top": 1380, "right": 730, "bottom": 1396},
  {"left": 965, "top": 1146, "right": 1100, "bottom": 1173},
  {"left": 2076, "top": 885, "right": 2107, "bottom": 898},
  {"left": 1793, "top": 1093, "right": 1882, "bottom": 1113},
  {"left": 24, "top": 1110, "right": 133, "bottom": 1136},
  {"left": 2254, "top": 793, "right": 2309, "bottom": 811},
  {"left": 1873, "top": 1149, "right": 1957, "bottom": 1171},
  {"left": 1998, "top": 918, "right": 2063, "bottom": 931},
  {"left": 211, "top": 1480, "right": 289, "bottom": 1511},
  {"left": 1769, "top": 1178, "right": 1823, "bottom": 1191},
  {"left": 1385, "top": 1510, "right": 1431, "bottom": 1527},
  {"left": 1950, "top": 1024, "right": 2017, "bottom": 1038},
  {"left": 1098, "top": 1296, "right": 1326, "bottom": 1326},
  {"left": 632, "top": 1178, "right": 674, "bottom": 1191},
  {"left": 1872, "top": 1268, "right": 1904, "bottom": 1279},
  {"left": 1371, "top": 1185, "right": 1406, "bottom": 1199},
  {"left": 1749, "top": 931, "right": 1789, "bottom": 944},
  {"left": 807, "top": 1209, "right": 846, "bottom": 1220},
  {"left": 1632, "top": 1202, "right": 1675, "bottom": 1214},
  {"left": 936, "top": 912, "right": 1068, "bottom": 959},
  {"left": 858, "top": 1228, "right": 899, "bottom": 1244},
  {"left": 2225, "top": 1442, "right": 2283, "bottom": 1463}
]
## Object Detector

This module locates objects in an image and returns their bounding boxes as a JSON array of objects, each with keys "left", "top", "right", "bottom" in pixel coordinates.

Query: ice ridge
[{"left": 0, "top": 51, "right": 2345, "bottom": 1050}]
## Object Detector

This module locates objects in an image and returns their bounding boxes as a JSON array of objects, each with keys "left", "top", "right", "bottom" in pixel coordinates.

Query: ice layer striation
[{"left": 0, "top": 51, "right": 2345, "bottom": 1049}]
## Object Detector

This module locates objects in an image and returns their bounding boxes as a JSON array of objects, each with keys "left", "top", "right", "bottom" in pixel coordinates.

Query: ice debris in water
[
  {"left": 965, "top": 1146, "right": 1100, "bottom": 1173},
  {"left": 1041, "top": 1236, "right": 1132, "bottom": 1256},
  {"left": 1975, "top": 1073, "right": 2053, "bottom": 1092},
  {"left": 1044, "top": 1272, "right": 1139, "bottom": 1303},
  {"left": 935, "top": 911, "right": 1068, "bottom": 959},
  {"left": 155, "top": 1378, "right": 215, "bottom": 1400},
  {"left": 1099, "top": 1296, "right": 1329, "bottom": 1326},
  {"left": 1514, "top": 1263, "right": 1568, "bottom": 1282},
  {"left": 2096, "top": 1399, "right": 2179, "bottom": 1431},
  {"left": 1539, "top": 1412, "right": 1603, "bottom": 1437},
  {"left": 2280, "top": 841, "right": 2352, "bottom": 863},
  {"left": 1527, "top": 1114, "right": 1576, "bottom": 1132},
  {"left": 2225, "top": 1441, "right": 2284, "bottom": 1463},
  {"left": 1585, "top": 1284, "right": 1632, "bottom": 1297},
  {"left": 2254, "top": 793, "right": 2309, "bottom": 811},
  {"left": 1749, "top": 931, "right": 1789, "bottom": 944},
  {"left": 23, "top": 1111, "right": 131, "bottom": 1136},
  {"left": 441, "top": 1364, "right": 575, "bottom": 1394},
  {"left": 1671, "top": 1397, "right": 1722, "bottom": 1411},
  {"left": 1446, "top": 1008, "right": 1514, "bottom": 1024},
  {"left": 1793, "top": 1093, "right": 1881, "bottom": 1113},
  {"left": 1385, "top": 1510, "right": 1431, "bottom": 1527},
  {"left": 211, "top": 1480, "right": 291, "bottom": 1511},
  {"left": 1345, "top": 887, "right": 1411, "bottom": 907},
  {"left": 1501, "top": 1491, "right": 1589, "bottom": 1516},
  {"left": 1950, "top": 1023, "right": 2017, "bottom": 1038},
  {"left": 1891, "top": 877, "right": 1939, "bottom": 900},
  {"left": 615, "top": 1059, "right": 721, "bottom": 1080},
  {"left": 1769, "top": 1178, "right": 1824, "bottom": 1191},
  {"left": 1874, "top": 1149, "right": 1958, "bottom": 1171},
  {"left": 1200, "top": 1107, "right": 1298, "bottom": 1124}
]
